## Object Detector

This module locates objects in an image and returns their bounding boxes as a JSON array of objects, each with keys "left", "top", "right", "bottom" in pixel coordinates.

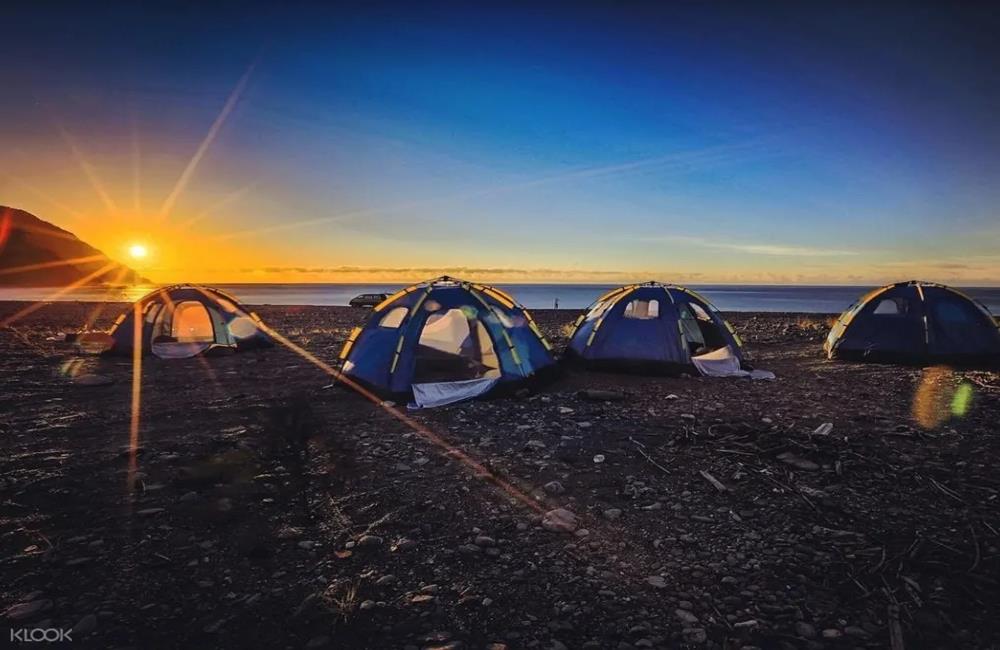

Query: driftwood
[
  {"left": 888, "top": 603, "right": 905, "bottom": 650},
  {"left": 811, "top": 422, "right": 834, "bottom": 437},
  {"left": 969, "top": 523, "right": 981, "bottom": 572},
  {"left": 699, "top": 470, "right": 728, "bottom": 493},
  {"left": 926, "top": 476, "right": 965, "bottom": 504},
  {"left": 629, "top": 437, "right": 670, "bottom": 474}
]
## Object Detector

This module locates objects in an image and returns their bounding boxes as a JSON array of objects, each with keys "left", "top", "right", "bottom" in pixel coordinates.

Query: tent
[
  {"left": 565, "top": 282, "right": 750, "bottom": 375},
  {"left": 825, "top": 280, "right": 1000, "bottom": 365},
  {"left": 103, "top": 285, "right": 274, "bottom": 359},
  {"left": 338, "top": 276, "right": 555, "bottom": 405}
]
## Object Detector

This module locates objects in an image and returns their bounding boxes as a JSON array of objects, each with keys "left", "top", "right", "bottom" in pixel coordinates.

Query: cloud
[
  {"left": 645, "top": 235, "right": 861, "bottom": 257},
  {"left": 861, "top": 257, "right": 1000, "bottom": 286},
  {"left": 172, "top": 264, "right": 716, "bottom": 284},
  {"left": 713, "top": 243, "right": 858, "bottom": 256},
  {"left": 874, "top": 257, "right": 1000, "bottom": 271},
  {"left": 161, "top": 256, "right": 1000, "bottom": 286},
  {"left": 251, "top": 265, "right": 632, "bottom": 278}
]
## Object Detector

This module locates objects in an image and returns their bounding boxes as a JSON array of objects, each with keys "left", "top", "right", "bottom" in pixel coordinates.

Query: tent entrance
[
  {"left": 172, "top": 301, "right": 215, "bottom": 342},
  {"left": 678, "top": 303, "right": 727, "bottom": 356},
  {"left": 151, "top": 300, "right": 218, "bottom": 358},
  {"left": 413, "top": 308, "right": 501, "bottom": 383}
]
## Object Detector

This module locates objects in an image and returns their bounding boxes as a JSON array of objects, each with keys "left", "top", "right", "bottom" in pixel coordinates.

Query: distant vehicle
[{"left": 349, "top": 293, "right": 388, "bottom": 308}]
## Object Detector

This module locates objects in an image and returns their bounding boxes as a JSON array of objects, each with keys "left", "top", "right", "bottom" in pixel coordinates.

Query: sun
[{"left": 129, "top": 243, "right": 148, "bottom": 259}]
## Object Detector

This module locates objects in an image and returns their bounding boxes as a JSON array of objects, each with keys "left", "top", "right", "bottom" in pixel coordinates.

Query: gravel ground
[{"left": 1, "top": 302, "right": 998, "bottom": 649}]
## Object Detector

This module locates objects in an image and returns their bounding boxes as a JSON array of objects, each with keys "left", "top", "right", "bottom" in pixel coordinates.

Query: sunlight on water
[
  {"left": 123, "top": 284, "right": 157, "bottom": 303},
  {"left": 1, "top": 284, "right": 999, "bottom": 312},
  {"left": 0, "top": 285, "right": 145, "bottom": 304}
]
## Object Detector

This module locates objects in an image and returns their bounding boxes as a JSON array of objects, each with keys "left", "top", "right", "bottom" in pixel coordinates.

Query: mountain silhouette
[{"left": 0, "top": 206, "right": 149, "bottom": 286}]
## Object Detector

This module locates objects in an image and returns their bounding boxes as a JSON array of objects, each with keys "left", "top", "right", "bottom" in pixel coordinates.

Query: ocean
[{"left": 2, "top": 283, "right": 1000, "bottom": 314}]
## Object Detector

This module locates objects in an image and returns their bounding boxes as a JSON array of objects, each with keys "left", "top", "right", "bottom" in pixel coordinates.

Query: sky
[{"left": 2, "top": 2, "right": 999, "bottom": 285}]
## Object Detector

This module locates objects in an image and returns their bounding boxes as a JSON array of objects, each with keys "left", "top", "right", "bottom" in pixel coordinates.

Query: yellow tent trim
[
  {"left": 594, "top": 284, "right": 634, "bottom": 304},
  {"left": 374, "top": 285, "right": 418, "bottom": 312},
  {"left": 840, "top": 285, "right": 893, "bottom": 328},
  {"left": 483, "top": 288, "right": 515, "bottom": 309},
  {"left": 479, "top": 285, "right": 516, "bottom": 309},
  {"left": 584, "top": 286, "right": 637, "bottom": 348},
  {"left": 529, "top": 321, "right": 552, "bottom": 350},
  {"left": 465, "top": 288, "right": 527, "bottom": 373},
  {"left": 499, "top": 329, "right": 524, "bottom": 370},
  {"left": 679, "top": 287, "right": 717, "bottom": 310},
  {"left": 411, "top": 287, "right": 431, "bottom": 315},
  {"left": 939, "top": 285, "right": 999, "bottom": 327},
  {"left": 389, "top": 334, "right": 406, "bottom": 374},
  {"left": 515, "top": 304, "right": 552, "bottom": 349},
  {"left": 339, "top": 326, "right": 363, "bottom": 359},
  {"left": 566, "top": 313, "right": 587, "bottom": 340},
  {"left": 723, "top": 321, "right": 743, "bottom": 345},
  {"left": 490, "top": 286, "right": 517, "bottom": 303}
]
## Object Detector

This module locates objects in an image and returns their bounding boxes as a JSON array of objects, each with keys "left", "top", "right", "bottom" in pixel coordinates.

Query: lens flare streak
[
  {"left": 55, "top": 123, "right": 119, "bottom": 215},
  {"left": 82, "top": 266, "right": 131, "bottom": 331},
  {"left": 0, "top": 262, "right": 120, "bottom": 328},
  {"left": 259, "top": 323, "right": 546, "bottom": 515},
  {"left": 5, "top": 175, "right": 88, "bottom": 220},
  {"left": 0, "top": 255, "right": 106, "bottom": 277},
  {"left": 912, "top": 367, "right": 977, "bottom": 429},
  {"left": 158, "top": 62, "right": 256, "bottom": 222},
  {"left": 127, "top": 302, "right": 143, "bottom": 494},
  {"left": 177, "top": 183, "right": 256, "bottom": 232}
]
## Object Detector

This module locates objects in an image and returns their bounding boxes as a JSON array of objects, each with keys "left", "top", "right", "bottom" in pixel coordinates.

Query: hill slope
[{"left": 0, "top": 206, "right": 148, "bottom": 286}]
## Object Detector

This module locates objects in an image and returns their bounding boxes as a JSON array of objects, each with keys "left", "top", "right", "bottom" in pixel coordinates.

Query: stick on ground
[
  {"left": 629, "top": 437, "right": 671, "bottom": 474},
  {"left": 888, "top": 603, "right": 905, "bottom": 650},
  {"left": 699, "top": 470, "right": 728, "bottom": 493}
]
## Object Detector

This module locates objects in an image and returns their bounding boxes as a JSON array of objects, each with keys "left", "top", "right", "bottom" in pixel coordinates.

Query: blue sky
[{"left": 2, "top": 2, "right": 999, "bottom": 284}]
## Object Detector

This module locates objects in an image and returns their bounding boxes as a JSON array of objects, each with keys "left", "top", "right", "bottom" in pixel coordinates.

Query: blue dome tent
[
  {"left": 825, "top": 280, "right": 1000, "bottom": 365},
  {"left": 338, "top": 276, "right": 555, "bottom": 404},
  {"left": 105, "top": 285, "right": 274, "bottom": 359},
  {"left": 565, "top": 282, "right": 748, "bottom": 375}
]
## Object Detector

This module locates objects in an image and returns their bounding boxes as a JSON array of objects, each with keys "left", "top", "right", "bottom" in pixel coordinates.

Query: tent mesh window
[
  {"left": 172, "top": 301, "right": 215, "bottom": 342},
  {"left": 413, "top": 308, "right": 501, "bottom": 383},
  {"left": 379, "top": 306, "right": 408, "bottom": 328},
  {"left": 932, "top": 297, "right": 980, "bottom": 325},
  {"left": 873, "top": 297, "right": 911, "bottom": 315},
  {"left": 623, "top": 299, "right": 659, "bottom": 319}
]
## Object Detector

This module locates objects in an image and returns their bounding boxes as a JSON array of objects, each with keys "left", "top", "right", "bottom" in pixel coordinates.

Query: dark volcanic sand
[{"left": 1, "top": 302, "right": 999, "bottom": 649}]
